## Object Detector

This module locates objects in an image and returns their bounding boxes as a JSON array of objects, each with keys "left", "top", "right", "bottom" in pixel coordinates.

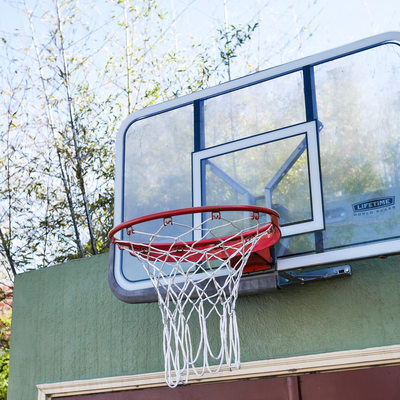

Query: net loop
[
  {"left": 163, "top": 217, "right": 173, "bottom": 226},
  {"left": 211, "top": 211, "right": 222, "bottom": 220}
]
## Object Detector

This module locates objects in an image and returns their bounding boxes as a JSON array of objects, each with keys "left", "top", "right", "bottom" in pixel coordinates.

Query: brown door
[
  {"left": 58, "top": 364, "right": 400, "bottom": 400},
  {"left": 300, "top": 365, "right": 400, "bottom": 400}
]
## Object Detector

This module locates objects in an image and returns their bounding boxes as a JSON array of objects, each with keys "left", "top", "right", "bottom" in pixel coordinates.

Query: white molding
[{"left": 37, "top": 344, "right": 400, "bottom": 398}]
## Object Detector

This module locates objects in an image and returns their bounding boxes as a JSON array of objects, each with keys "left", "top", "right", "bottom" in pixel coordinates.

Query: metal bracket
[{"left": 278, "top": 265, "right": 352, "bottom": 287}]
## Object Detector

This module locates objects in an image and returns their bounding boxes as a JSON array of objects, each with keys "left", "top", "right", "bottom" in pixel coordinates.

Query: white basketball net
[{"left": 115, "top": 210, "right": 276, "bottom": 388}]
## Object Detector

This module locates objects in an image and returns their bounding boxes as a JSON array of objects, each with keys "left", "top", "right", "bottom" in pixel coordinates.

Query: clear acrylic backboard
[{"left": 110, "top": 32, "right": 400, "bottom": 303}]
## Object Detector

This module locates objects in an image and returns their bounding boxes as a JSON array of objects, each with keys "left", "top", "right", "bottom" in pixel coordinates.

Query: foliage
[
  {"left": 0, "top": 314, "right": 10, "bottom": 400},
  {"left": 0, "top": 285, "right": 12, "bottom": 400},
  {"left": 217, "top": 23, "right": 259, "bottom": 80},
  {"left": 0, "top": 0, "right": 259, "bottom": 274}
]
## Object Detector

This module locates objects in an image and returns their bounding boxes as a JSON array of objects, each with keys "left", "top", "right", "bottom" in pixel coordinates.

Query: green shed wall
[{"left": 8, "top": 253, "right": 400, "bottom": 400}]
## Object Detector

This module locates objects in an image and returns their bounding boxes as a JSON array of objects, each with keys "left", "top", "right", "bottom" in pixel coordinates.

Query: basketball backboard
[{"left": 109, "top": 32, "right": 400, "bottom": 303}]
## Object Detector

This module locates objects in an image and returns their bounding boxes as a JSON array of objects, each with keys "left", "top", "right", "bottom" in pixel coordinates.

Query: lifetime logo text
[{"left": 352, "top": 196, "right": 395, "bottom": 216}]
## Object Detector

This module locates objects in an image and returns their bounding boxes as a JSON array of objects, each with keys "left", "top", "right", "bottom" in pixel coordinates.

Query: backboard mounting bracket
[{"left": 278, "top": 265, "right": 352, "bottom": 287}]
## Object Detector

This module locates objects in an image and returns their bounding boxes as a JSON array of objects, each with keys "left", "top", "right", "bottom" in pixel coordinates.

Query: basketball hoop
[{"left": 109, "top": 205, "right": 280, "bottom": 388}]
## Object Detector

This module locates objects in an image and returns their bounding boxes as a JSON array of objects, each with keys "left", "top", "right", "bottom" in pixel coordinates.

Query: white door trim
[{"left": 37, "top": 344, "right": 400, "bottom": 399}]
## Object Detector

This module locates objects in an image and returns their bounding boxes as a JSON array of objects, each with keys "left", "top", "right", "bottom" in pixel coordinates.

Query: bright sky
[
  {"left": 173, "top": 0, "right": 400, "bottom": 68},
  {"left": 2, "top": 0, "right": 400, "bottom": 75}
]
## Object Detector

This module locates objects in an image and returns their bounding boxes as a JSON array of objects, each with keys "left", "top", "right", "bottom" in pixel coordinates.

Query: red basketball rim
[{"left": 109, "top": 205, "right": 281, "bottom": 261}]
